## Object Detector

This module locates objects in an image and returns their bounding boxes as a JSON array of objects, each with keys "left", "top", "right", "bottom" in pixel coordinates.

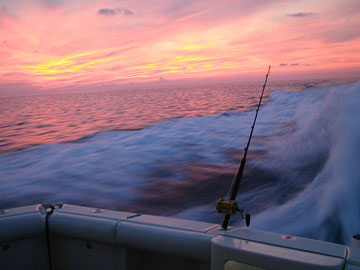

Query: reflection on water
[
  {"left": 0, "top": 84, "right": 256, "bottom": 153},
  {"left": 0, "top": 78, "right": 350, "bottom": 154}
]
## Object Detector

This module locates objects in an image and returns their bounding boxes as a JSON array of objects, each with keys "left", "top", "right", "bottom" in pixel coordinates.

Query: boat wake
[
  {"left": 176, "top": 81, "right": 360, "bottom": 245},
  {"left": 252, "top": 81, "right": 360, "bottom": 245},
  {"left": 0, "top": 81, "right": 359, "bottom": 245}
]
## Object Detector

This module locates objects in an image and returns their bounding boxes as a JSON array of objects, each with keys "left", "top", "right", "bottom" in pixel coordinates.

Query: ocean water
[{"left": 0, "top": 77, "right": 359, "bottom": 245}]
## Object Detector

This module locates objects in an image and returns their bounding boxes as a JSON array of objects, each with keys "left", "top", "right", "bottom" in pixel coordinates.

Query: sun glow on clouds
[
  {"left": 0, "top": 0, "right": 359, "bottom": 92},
  {"left": 26, "top": 50, "right": 119, "bottom": 77}
]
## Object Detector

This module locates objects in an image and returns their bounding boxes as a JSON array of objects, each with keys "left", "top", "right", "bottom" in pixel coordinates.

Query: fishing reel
[{"left": 216, "top": 198, "right": 251, "bottom": 227}]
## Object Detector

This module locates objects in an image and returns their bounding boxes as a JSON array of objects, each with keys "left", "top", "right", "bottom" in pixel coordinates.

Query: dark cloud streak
[
  {"left": 287, "top": 12, "right": 317, "bottom": 17},
  {"left": 279, "top": 63, "right": 301, "bottom": 66},
  {"left": 97, "top": 8, "right": 133, "bottom": 16}
]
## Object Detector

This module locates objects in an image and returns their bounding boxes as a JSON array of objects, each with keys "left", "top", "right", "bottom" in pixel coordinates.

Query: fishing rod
[{"left": 216, "top": 66, "right": 271, "bottom": 229}]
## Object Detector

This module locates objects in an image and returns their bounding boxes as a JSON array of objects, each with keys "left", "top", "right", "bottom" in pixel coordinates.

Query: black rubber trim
[{"left": 44, "top": 205, "right": 55, "bottom": 270}]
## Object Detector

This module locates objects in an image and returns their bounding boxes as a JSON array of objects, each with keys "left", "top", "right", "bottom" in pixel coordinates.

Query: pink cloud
[{"left": 0, "top": 0, "right": 359, "bottom": 94}]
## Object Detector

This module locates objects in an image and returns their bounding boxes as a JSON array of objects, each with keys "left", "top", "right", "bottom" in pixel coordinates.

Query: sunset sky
[{"left": 0, "top": 0, "right": 359, "bottom": 94}]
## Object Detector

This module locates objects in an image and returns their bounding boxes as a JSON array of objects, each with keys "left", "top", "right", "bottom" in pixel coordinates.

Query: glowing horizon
[{"left": 0, "top": 0, "right": 359, "bottom": 93}]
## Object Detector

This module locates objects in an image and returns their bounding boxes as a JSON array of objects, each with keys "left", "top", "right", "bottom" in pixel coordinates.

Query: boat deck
[{"left": 1, "top": 204, "right": 359, "bottom": 270}]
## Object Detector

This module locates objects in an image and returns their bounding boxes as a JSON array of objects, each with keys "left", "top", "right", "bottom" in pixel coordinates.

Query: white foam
[
  {"left": 0, "top": 101, "right": 275, "bottom": 207},
  {"left": 252, "top": 82, "right": 360, "bottom": 244}
]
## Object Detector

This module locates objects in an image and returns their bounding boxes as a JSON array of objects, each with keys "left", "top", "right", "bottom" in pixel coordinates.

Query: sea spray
[{"left": 253, "top": 82, "right": 360, "bottom": 244}]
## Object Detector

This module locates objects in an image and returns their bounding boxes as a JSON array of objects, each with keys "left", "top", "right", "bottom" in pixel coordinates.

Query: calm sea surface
[{"left": 0, "top": 78, "right": 351, "bottom": 154}]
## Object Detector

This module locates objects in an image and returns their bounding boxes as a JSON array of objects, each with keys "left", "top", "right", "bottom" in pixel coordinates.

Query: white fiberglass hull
[{"left": 0, "top": 204, "right": 359, "bottom": 270}]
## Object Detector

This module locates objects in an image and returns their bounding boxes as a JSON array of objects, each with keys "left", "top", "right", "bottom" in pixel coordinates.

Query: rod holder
[{"left": 351, "top": 234, "right": 360, "bottom": 248}]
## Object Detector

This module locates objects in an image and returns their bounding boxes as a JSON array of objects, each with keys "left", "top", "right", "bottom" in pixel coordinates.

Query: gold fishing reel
[
  {"left": 216, "top": 198, "right": 251, "bottom": 226},
  {"left": 216, "top": 198, "right": 239, "bottom": 215}
]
